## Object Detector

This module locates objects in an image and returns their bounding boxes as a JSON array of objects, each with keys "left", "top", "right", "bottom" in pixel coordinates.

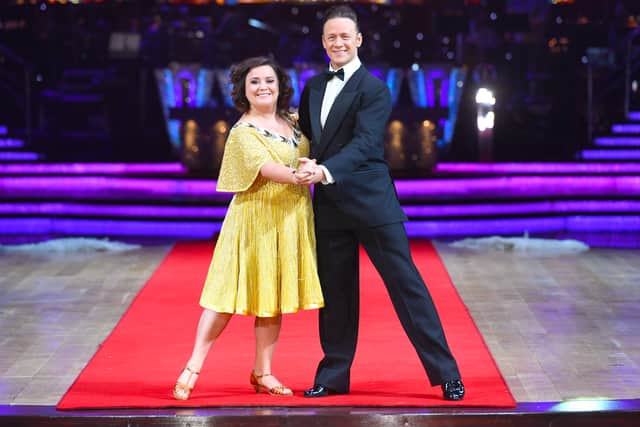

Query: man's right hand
[{"left": 296, "top": 157, "right": 324, "bottom": 185}]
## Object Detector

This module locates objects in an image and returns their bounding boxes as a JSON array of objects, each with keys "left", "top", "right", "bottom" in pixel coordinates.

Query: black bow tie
[{"left": 325, "top": 68, "right": 345, "bottom": 81}]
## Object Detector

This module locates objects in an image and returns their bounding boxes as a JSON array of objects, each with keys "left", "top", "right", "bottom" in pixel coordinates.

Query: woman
[{"left": 173, "top": 56, "right": 324, "bottom": 400}]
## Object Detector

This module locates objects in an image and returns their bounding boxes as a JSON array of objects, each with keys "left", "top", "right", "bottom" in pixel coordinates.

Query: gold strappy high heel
[
  {"left": 250, "top": 371, "right": 293, "bottom": 396},
  {"left": 173, "top": 366, "right": 199, "bottom": 400}
]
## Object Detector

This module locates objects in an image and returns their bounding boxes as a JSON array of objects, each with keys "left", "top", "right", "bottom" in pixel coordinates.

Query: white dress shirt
[{"left": 318, "top": 57, "right": 362, "bottom": 184}]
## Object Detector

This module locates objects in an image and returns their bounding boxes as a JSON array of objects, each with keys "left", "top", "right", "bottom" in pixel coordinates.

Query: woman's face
[{"left": 244, "top": 65, "right": 279, "bottom": 111}]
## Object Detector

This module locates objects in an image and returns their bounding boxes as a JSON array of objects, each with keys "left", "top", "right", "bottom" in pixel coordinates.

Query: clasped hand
[{"left": 293, "top": 157, "right": 324, "bottom": 185}]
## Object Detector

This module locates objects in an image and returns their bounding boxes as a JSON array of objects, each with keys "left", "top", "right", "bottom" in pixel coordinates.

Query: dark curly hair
[{"left": 229, "top": 56, "right": 293, "bottom": 117}]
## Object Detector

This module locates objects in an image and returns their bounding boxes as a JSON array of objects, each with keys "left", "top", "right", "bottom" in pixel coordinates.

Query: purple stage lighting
[
  {"left": 405, "top": 217, "right": 566, "bottom": 237},
  {"left": 593, "top": 137, "right": 640, "bottom": 147},
  {"left": 0, "top": 152, "right": 39, "bottom": 161},
  {"left": 0, "top": 203, "right": 228, "bottom": 219},
  {"left": 612, "top": 124, "right": 640, "bottom": 134},
  {"left": 0, "top": 162, "right": 188, "bottom": 175},
  {"left": 567, "top": 216, "right": 640, "bottom": 232},
  {"left": 433, "top": 162, "right": 640, "bottom": 174},
  {"left": 0, "top": 177, "right": 230, "bottom": 202},
  {"left": 395, "top": 176, "right": 640, "bottom": 200},
  {"left": 405, "top": 215, "right": 640, "bottom": 237},
  {"left": 403, "top": 200, "right": 640, "bottom": 217},
  {"left": 0, "top": 218, "right": 221, "bottom": 239},
  {"left": 0, "top": 138, "right": 24, "bottom": 148},
  {"left": 1, "top": 200, "right": 639, "bottom": 220},
  {"left": 3, "top": 216, "right": 638, "bottom": 246},
  {"left": 2, "top": 176, "right": 640, "bottom": 201},
  {"left": 580, "top": 149, "right": 640, "bottom": 160}
]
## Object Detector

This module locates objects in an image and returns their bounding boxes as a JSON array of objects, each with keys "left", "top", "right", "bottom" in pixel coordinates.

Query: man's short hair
[{"left": 322, "top": 4, "right": 360, "bottom": 33}]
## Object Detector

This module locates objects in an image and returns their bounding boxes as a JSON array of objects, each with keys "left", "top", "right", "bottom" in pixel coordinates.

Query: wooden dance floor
[{"left": 1, "top": 240, "right": 639, "bottom": 426}]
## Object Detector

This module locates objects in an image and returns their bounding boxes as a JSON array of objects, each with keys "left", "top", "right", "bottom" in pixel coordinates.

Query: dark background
[{"left": 2, "top": 0, "right": 640, "bottom": 169}]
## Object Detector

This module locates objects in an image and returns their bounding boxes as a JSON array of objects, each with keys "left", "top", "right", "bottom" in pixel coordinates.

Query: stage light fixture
[
  {"left": 475, "top": 88, "right": 496, "bottom": 160},
  {"left": 477, "top": 111, "right": 495, "bottom": 132},
  {"left": 475, "top": 88, "right": 495, "bottom": 106}
]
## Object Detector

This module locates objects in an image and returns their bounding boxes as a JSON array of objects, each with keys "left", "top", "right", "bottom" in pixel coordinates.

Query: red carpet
[{"left": 57, "top": 240, "right": 515, "bottom": 409}]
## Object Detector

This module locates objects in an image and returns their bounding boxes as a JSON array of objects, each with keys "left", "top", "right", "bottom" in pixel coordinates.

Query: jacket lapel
[
  {"left": 309, "top": 85, "right": 324, "bottom": 149},
  {"left": 314, "top": 66, "right": 367, "bottom": 159}
]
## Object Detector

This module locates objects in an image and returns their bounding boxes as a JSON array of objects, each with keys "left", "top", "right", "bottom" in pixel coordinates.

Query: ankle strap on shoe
[
  {"left": 185, "top": 366, "right": 200, "bottom": 375},
  {"left": 254, "top": 372, "right": 272, "bottom": 379}
]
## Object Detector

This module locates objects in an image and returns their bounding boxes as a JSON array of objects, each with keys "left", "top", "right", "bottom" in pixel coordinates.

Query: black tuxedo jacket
[{"left": 298, "top": 65, "right": 407, "bottom": 230}]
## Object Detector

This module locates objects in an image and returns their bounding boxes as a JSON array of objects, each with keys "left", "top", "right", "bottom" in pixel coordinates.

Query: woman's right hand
[{"left": 292, "top": 169, "right": 313, "bottom": 185}]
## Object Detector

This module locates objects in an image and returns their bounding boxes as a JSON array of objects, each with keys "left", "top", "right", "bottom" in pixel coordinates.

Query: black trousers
[{"left": 313, "top": 222, "right": 461, "bottom": 392}]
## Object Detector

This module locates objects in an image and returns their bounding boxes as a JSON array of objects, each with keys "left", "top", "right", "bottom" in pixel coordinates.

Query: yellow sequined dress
[{"left": 199, "top": 121, "right": 324, "bottom": 316}]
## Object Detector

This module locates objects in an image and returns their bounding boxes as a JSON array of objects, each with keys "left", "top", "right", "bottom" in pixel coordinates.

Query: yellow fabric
[
  {"left": 200, "top": 124, "right": 324, "bottom": 316},
  {"left": 216, "top": 126, "right": 274, "bottom": 193}
]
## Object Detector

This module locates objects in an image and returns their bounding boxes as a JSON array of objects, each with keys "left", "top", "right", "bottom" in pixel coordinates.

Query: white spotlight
[
  {"left": 475, "top": 88, "right": 496, "bottom": 161},
  {"left": 477, "top": 111, "right": 495, "bottom": 131},
  {"left": 475, "top": 88, "right": 496, "bottom": 106}
]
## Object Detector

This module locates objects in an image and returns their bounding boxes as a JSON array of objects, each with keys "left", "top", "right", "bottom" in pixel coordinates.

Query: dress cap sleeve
[{"left": 216, "top": 127, "right": 273, "bottom": 192}]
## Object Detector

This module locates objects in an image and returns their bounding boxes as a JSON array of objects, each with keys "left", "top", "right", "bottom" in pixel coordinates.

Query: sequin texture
[{"left": 199, "top": 124, "right": 324, "bottom": 316}]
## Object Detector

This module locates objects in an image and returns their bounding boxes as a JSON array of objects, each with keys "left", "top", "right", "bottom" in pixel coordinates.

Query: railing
[
  {"left": 585, "top": 29, "right": 640, "bottom": 148},
  {"left": 624, "top": 27, "right": 640, "bottom": 119},
  {"left": 0, "top": 43, "right": 32, "bottom": 145}
]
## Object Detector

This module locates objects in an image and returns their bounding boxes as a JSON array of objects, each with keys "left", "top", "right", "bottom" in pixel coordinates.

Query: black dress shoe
[
  {"left": 441, "top": 379, "right": 465, "bottom": 401},
  {"left": 303, "top": 384, "right": 338, "bottom": 398}
]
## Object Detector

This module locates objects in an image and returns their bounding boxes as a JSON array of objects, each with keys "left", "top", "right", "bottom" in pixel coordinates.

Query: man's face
[{"left": 322, "top": 17, "right": 362, "bottom": 69}]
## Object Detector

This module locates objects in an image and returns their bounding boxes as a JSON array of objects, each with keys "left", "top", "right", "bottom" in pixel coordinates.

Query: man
[{"left": 296, "top": 5, "right": 465, "bottom": 401}]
